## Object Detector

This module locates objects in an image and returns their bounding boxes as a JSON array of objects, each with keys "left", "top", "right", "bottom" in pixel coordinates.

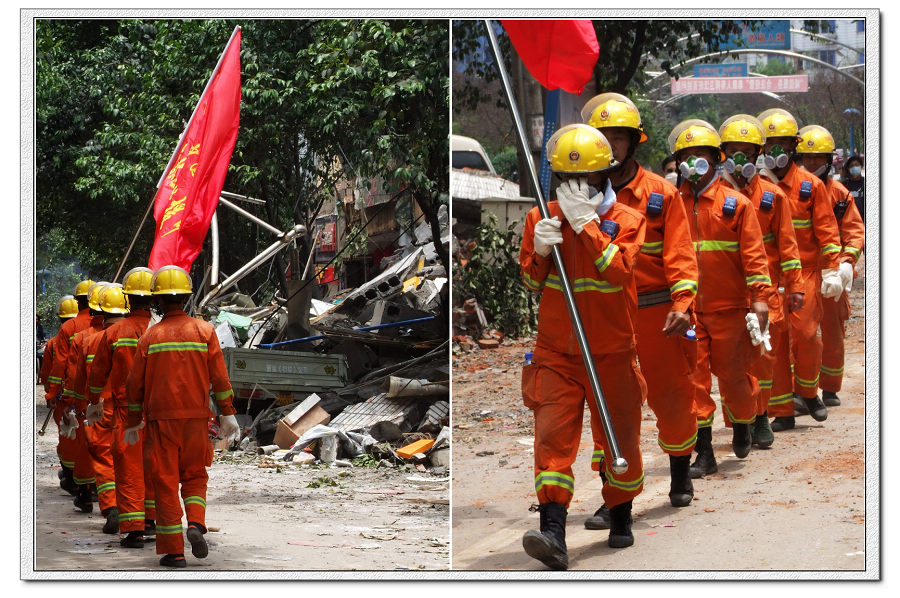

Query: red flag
[
  {"left": 500, "top": 20, "right": 599, "bottom": 94},
  {"left": 148, "top": 27, "right": 241, "bottom": 271}
]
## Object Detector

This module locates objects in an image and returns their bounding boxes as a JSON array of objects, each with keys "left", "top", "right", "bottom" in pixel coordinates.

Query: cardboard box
[{"left": 273, "top": 394, "right": 332, "bottom": 449}]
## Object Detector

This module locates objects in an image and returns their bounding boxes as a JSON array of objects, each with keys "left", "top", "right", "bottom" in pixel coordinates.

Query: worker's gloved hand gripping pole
[{"left": 484, "top": 20, "right": 628, "bottom": 474}]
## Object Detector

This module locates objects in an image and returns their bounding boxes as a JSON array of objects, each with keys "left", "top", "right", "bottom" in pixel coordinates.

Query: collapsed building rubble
[{"left": 195, "top": 204, "right": 451, "bottom": 474}]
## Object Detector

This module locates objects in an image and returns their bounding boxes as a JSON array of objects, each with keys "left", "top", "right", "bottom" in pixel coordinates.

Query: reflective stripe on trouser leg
[
  {"left": 112, "top": 405, "right": 146, "bottom": 533},
  {"left": 819, "top": 290, "right": 850, "bottom": 393},
  {"left": 635, "top": 302, "right": 698, "bottom": 456},
  {"left": 86, "top": 421, "right": 117, "bottom": 513},
  {"left": 584, "top": 351, "right": 645, "bottom": 508},
  {"left": 72, "top": 415, "right": 96, "bottom": 487},
  {"left": 698, "top": 309, "right": 759, "bottom": 424},
  {"left": 147, "top": 418, "right": 210, "bottom": 555},
  {"left": 790, "top": 270, "right": 824, "bottom": 399},
  {"left": 691, "top": 317, "right": 716, "bottom": 428},
  {"left": 769, "top": 299, "right": 796, "bottom": 417}
]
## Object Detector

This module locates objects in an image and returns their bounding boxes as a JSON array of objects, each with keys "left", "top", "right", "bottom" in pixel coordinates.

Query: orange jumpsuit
[
  {"left": 125, "top": 308, "right": 236, "bottom": 556},
  {"left": 681, "top": 175, "right": 772, "bottom": 427},
  {"left": 521, "top": 199, "right": 647, "bottom": 510},
  {"left": 590, "top": 165, "right": 698, "bottom": 459},
  {"left": 88, "top": 309, "right": 155, "bottom": 533},
  {"left": 723, "top": 174, "right": 802, "bottom": 419},
  {"left": 46, "top": 308, "right": 93, "bottom": 473},
  {"left": 765, "top": 163, "right": 842, "bottom": 412},
  {"left": 64, "top": 317, "right": 117, "bottom": 513},
  {"left": 818, "top": 178, "right": 865, "bottom": 393},
  {"left": 40, "top": 335, "right": 58, "bottom": 386}
]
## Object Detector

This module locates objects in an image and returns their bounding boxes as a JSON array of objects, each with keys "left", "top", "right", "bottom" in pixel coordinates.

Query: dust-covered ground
[
  {"left": 452, "top": 269, "right": 871, "bottom": 576},
  {"left": 29, "top": 400, "right": 450, "bottom": 575}
]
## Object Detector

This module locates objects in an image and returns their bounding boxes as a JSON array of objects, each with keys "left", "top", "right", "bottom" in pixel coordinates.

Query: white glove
[
  {"left": 533, "top": 217, "right": 563, "bottom": 257},
  {"left": 555, "top": 178, "right": 602, "bottom": 234},
  {"left": 63, "top": 411, "right": 79, "bottom": 440},
  {"left": 219, "top": 414, "right": 241, "bottom": 446},
  {"left": 123, "top": 421, "right": 145, "bottom": 446},
  {"left": 820, "top": 268, "right": 844, "bottom": 300},
  {"left": 838, "top": 261, "right": 853, "bottom": 294},
  {"left": 745, "top": 313, "right": 772, "bottom": 354},
  {"left": 85, "top": 402, "right": 104, "bottom": 426}
]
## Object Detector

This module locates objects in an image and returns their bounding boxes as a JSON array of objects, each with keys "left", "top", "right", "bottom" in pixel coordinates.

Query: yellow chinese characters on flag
[{"left": 148, "top": 28, "right": 241, "bottom": 271}]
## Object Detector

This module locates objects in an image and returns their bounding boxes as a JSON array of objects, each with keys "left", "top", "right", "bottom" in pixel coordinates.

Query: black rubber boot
[
  {"left": 59, "top": 468, "right": 77, "bottom": 496},
  {"left": 186, "top": 523, "right": 208, "bottom": 559},
  {"left": 120, "top": 531, "right": 144, "bottom": 548},
  {"left": 822, "top": 391, "right": 841, "bottom": 407},
  {"left": 771, "top": 416, "right": 795, "bottom": 432},
  {"left": 144, "top": 520, "right": 156, "bottom": 536},
  {"left": 159, "top": 553, "right": 187, "bottom": 568},
  {"left": 102, "top": 508, "right": 119, "bottom": 534},
  {"left": 752, "top": 412, "right": 775, "bottom": 449},
  {"left": 522, "top": 502, "right": 568, "bottom": 570},
  {"left": 668, "top": 455, "right": 694, "bottom": 507},
  {"left": 608, "top": 500, "right": 634, "bottom": 548},
  {"left": 689, "top": 427, "right": 717, "bottom": 478},
  {"left": 73, "top": 485, "right": 93, "bottom": 513},
  {"left": 584, "top": 471, "right": 609, "bottom": 529},
  {"left": 732, "top": 423, "right": 752, "bottom": 459},
  {"left": 802, "top": 395, "right": 828, "bottom": 422},
  {"left": 584, "top": 504, "right": 610, "bottom": 530},
  {"left": 90, "top": 484, "right": 98, "bottom": 503}
]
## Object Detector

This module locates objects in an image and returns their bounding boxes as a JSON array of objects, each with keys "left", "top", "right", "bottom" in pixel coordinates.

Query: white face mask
[
  {"left": 801, "top": 163, "right": 829, "bottom": 178},
  {"left": 679, "top": 156, "right": 710, "bottom": 182},
  {"left": 849, "top": 166, "right": 862, "bottom": 178},
  {"left": 664, "top": 171, "right": 679, "bottom": 186}
]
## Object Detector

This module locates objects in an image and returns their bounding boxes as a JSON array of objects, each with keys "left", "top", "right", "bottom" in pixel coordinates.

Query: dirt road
[
  {"left": 28, "top": 391, "right": 450, "bottom": 575},
  {"left": 451, "top": 275, "right": 873, "bottom": 577}
]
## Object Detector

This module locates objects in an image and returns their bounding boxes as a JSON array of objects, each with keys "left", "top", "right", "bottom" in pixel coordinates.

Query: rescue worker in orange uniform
[
  {"left": 667, "top": 120, "right": 771, "bottom": 477},
  {"left": 41, "top": 295, "right": 79, "bottom": 495},
  {"left": 88, "top": 269, "right": 157, "bottom": 548},
  {"left": 757, "top": 109, "right": 844, "bottom": 431},
  {"left": 64, "top": 283, "right": 123, "bottom": 533},
  {"left": 520, "top": 125, "right": 647, "bottom": 570},
  {"left": 580, "top": 93, "right": 698, "bottom": 527},
  {"left": 718, "top": 114, "right": 804, "bottom": 450},
  {"left": 45, "top": 280, "right": 94, "bottom": 493},
  {"left": 795, "top": 125, "right": 865, "bottom": 407},
  {"left": 124, "top": 266, "right": 240, "bottom": 568}
]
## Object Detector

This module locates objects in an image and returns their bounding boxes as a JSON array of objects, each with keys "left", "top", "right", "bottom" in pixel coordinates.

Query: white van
[{"left": 451, "top": 134, "right": 496, "bottom": 174}]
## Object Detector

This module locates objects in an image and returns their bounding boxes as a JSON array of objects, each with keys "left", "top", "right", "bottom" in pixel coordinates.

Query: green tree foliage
[
  {"left": 454, "top": 215, "right": 537, "bottom": 337},
  {"left": 35, "top": 19, "right": 448, "bottom": 307}
]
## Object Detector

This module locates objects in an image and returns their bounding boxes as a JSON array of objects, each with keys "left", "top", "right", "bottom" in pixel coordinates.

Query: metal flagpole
[
  {"left": 155, "top": 25, "right": 242, "bottom": 190},
  {"left": 484, "top": 20, "right": 628, "bottom": 474}
]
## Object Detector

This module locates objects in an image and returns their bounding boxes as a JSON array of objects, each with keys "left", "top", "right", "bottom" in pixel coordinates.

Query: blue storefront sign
[
  {"left": 693, "top": 63, "right": 748, "bottom": 78},
  {"left": 714, "top": 20, "right": 791, "bottom": 51}
]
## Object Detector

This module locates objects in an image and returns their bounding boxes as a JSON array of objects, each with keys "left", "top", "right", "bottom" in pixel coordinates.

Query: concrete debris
[{"left": 196, "top": 210, "right": 450, "bottom": 480}]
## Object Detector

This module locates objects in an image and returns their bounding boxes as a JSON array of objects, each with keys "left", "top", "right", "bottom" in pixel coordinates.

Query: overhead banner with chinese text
[{"left": 672, "top": 74, "right": 808, "bottom": 95}]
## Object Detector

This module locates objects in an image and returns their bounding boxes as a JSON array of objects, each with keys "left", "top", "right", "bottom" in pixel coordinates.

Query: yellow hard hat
[
  {"left": 99, "top": 283, "right": 129, "bottom": 314},
  {"left": 151, "top": 265, "right": 192, "bottom": 295},
  {"left": 797, "top": 125, "right": 836, "bottom": 154},
  {"left": 758, "top": 108, "right": 800, "bottom": 140},
  {"left": 56, "top": 295, "right": 79, "bottom": 319},
  {"left": 546, "top": 124, "right": 617, "bottom": 174},
  {"left": 581, "top": 92, "right": 649, "bottom": 143},
  {"left": 668, "top": 119, "right": 725, "bottom": 161},
  {"left": 87, "top": 282, "right": 110, "bottom": 311},
  {"left": 719, "top": 114, "right": 766, "bottom": 147},
  {"left": 122, "top": 267, "right": 154, "bottom": 296},
  {"left": 74, "top": 279, "right": 95, "bottom": 297}
]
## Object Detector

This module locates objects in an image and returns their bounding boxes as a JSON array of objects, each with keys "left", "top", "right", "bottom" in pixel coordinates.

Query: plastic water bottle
[
  {"left": 524, "top": 352, "right": 534, "bottom": 365},
  {"left": 684, "top": 328, "right": 696, "bottom": 341}
]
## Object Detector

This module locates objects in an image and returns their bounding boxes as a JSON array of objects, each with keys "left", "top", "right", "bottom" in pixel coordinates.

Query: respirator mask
[
  {"left": 664, "top": 171, "right": 679, "bottom": 186},
  {"left": 760, "top": 145, "right": 790, "bottom": 169},
  {"left": 724, "top": 152, "right": 757, "bottom": 179},
  {"left": 679, "top": 156, "right": 710, "bottom": 183}
]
